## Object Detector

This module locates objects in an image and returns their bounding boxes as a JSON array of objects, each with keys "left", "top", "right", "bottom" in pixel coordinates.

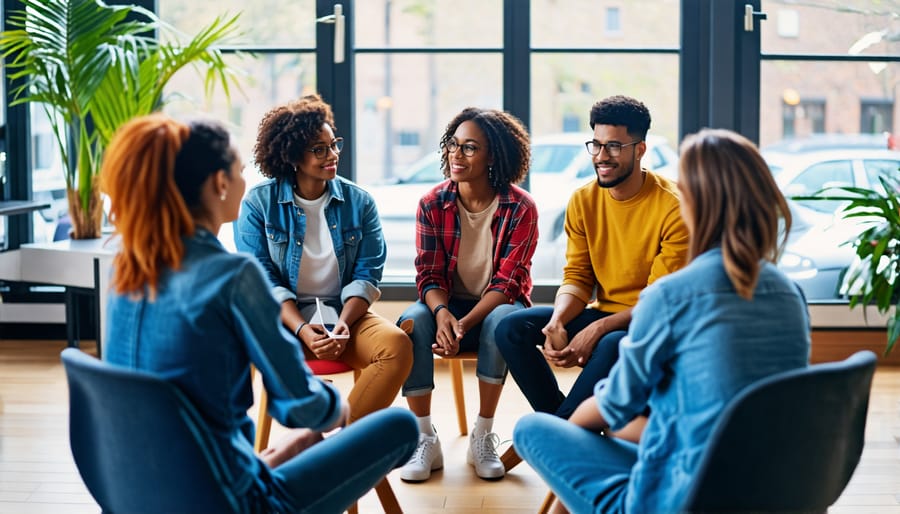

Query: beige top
[{"left": 453, "top": 196, "right": 499, "bottom": 299}]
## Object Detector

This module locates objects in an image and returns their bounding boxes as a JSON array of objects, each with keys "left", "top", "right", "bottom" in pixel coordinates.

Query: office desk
[
  {"left": 16, "top": 237, "right": 116, "bottom": 356},
  {"left": 0, "top": 199, "right": 51, "bottom": 217}
]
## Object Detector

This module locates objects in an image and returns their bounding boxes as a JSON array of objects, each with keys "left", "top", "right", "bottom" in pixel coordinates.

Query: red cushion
[{"left": 307, "top": 359, "right": 354, "bottom": 376}]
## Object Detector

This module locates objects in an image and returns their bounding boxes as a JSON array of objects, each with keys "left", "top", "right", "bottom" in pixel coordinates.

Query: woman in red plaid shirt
[{"left": 397, "top": 107, "right": 538, "bottom": 482}]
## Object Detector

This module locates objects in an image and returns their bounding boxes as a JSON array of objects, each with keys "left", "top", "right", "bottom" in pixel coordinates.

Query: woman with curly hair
[
  {"left": 397, "top": 107, "right": 538, "bottom": 482},
  {"left": 102, "top": 113, "right": 417, "bottom": 513},
  {"left": 235, "top": 93, "right": 413, "bottom": 424}
]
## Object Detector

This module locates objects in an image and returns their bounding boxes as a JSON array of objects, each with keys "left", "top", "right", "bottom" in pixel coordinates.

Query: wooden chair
[
  {"left": 439, "top": 351, "right": 478, "bottom": 436},
  {"left": 253, "top": 361, "right": 400, "bottom": 514}
]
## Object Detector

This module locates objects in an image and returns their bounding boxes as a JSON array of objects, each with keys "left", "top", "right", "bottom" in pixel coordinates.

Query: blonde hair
[
  {"left": 678, "top": 128, "right": 791, "bottom": 299},
  {"left": 100, "top": 114, "right": 193, "bottom": 297}
]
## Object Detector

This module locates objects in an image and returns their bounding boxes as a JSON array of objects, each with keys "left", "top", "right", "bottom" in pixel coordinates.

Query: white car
[
  {"left": 761, "top": 142, "right": 900, "bottom": 300},
  {"left": 763, "top": 147, "right": 900, "bottom": 214}
]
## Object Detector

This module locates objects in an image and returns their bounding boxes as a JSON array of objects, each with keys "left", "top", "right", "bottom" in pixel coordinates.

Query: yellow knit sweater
[{"left": 557, "top": 171, "right": 689, "bottom": 312}]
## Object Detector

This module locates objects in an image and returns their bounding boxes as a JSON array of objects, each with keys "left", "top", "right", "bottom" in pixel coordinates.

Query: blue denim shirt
[
  {"left": 595, "top": 248, "right": 811, "bottom": 513},
  {"left": 105, "top": 228, "right": 342, "bottom": 513},
  {"left": 234, "top": 176, "right": 385, "bottom": 307}
]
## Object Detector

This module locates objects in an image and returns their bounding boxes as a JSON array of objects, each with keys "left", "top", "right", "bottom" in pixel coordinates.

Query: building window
[
  {"left": 782, "top": 98, "right": 826, "bottom": 138},
  {"left": 860, "top": 99, "right": 893, "bottom": 134},
  {"left": 777, "top": 9, "right": 799, "bottom": 38},
  {"left": 605, "top": 7, "right": 622, "bottom": 36},
  {"left": 396, "top": 130, "right": 420, "bottom": 147}
]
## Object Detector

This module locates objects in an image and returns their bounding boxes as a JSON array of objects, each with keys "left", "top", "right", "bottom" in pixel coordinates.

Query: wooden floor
[{"left": 1, "top": 339, "right": 900, "bottom": 513}]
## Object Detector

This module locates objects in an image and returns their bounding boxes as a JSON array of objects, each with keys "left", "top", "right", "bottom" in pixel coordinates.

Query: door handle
[{"left": 316, "top": 4, "right": 345, "bottom": 64}]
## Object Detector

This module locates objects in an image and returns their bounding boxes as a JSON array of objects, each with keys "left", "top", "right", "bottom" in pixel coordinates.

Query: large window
[{"left": 760, "top": 0, "right": 900, "bottom": 302}]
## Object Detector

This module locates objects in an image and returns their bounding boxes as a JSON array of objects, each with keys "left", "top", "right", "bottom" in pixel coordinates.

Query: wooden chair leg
[
  {"left": 254, "top": 386, "right": 272, "bottom": 453},
  {"left": 538, "top": 490, "right": 556, "bottom": 514},
  {"left": 501, "top": 445, "right": 522, "bottom": 471},
  {"left": 450, "top": 359, "right": 468, "bottom": 435},
  {"left": 374, "top": 477, "right": 401, "bottom": 513},
  {"left": 347, "top": 502, "right": 359, "bottom": 514}
]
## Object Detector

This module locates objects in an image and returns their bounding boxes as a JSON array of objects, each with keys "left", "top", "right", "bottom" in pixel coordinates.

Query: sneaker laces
[
  {"left": 472, "top": 432, "right": 501, "bottom": 461},
  {"left": 409, "top": 435, "right": 436, "bottom": 465}
]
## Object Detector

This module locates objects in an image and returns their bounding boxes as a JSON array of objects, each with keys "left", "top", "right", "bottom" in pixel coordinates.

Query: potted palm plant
[
  {"left": 803, "top": 173, "right": 900, "bottom": 355},
  {"left": 0, "top": 0, "right": 243, "bottom": 238}
]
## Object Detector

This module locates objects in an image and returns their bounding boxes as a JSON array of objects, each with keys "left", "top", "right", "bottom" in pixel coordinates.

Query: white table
[{"left": 6, "top": 237, "right": 116, "bottom": 355}]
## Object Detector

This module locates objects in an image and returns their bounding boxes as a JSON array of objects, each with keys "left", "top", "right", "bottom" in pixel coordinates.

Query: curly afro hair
[
  {"left": 439, "top": 107, "right": 531, "bottom": 192},
  {"left": 254, "top": 93, "right": 336, "bottom": 181}
]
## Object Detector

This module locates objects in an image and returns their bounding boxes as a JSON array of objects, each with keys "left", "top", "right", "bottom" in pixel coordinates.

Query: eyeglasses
[
  {"left": 307, "top": 137, "right": 344, "bottom": 159},
  {"left": 584, "top": 139, "right": 641, "bottom": 157},
  {"left": 443, "top": 140, "right": 479, "bottom": 157}
]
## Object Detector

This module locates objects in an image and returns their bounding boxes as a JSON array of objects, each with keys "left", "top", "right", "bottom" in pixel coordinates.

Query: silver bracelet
[{"left": 294, "top": 321, "right": 307, "bottom": 338}]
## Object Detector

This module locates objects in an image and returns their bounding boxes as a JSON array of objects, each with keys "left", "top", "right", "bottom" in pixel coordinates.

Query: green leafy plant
[
  {"left": 799, "top": 172, "right": 900, "bottom": 355},
  {"left": 0, "top": 0, "right": 244, "bottom": 238}
]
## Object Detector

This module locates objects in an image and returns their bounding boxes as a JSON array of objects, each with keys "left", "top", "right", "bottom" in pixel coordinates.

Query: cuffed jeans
[
  {"left": 274, "top": 407, "right": 418, "bottom": 514},
  {"left": 494, "top": 306, "right": 626, "bottom": 418},
  {"left": 399, "top": 298, "right": 523, "bottom": 396},
  {"left": 513, "top": 412, "right": 634, "bottom": 514}
]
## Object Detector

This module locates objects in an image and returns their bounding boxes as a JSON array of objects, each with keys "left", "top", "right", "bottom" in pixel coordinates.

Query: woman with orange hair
[{"left": 101, "top": 113, "right": 416, "bottom": 513}]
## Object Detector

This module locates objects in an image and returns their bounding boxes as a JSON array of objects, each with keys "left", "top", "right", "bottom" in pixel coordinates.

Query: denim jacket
[
  {"left": 105, "top": 228, "right": 342, "bottom": 512},
  {"left": 595, "top": 248, "right": 811, "bottom": 513},
  {"left": 235, "top": 176, "right": 385, "bottom": 308}
]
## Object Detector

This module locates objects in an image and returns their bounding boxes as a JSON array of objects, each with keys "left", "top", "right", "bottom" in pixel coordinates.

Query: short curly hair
[
  {"left": 254, "top": 93, "right": 336, "bottom": 181},
  {"left": 589, "top": 95, "right": 651, "bottom": 141},
  {"left": 439, "top": 107, "right": 531, "bottom": 191}
]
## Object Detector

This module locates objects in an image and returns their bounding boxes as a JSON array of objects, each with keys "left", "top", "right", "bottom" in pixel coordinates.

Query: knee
[
  {"left": 374, "top": 326, "right": 415, "bottom": 373},
  {"left": 513, "top": 412, "right": 556, "bottom": 459},
  {"left": 495, "top": 312, "right": 529, "bottom": 352}
]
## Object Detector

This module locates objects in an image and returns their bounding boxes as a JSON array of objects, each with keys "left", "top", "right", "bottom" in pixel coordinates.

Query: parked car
[
  {"left": 762, "top": 146, "right": 900, "bottom": 214},
  {"left": 761, "top": 138, "right": 900, "bottom": 300},
  {"left": 368, "top": 133, "right": 680, "bottom": 280}
]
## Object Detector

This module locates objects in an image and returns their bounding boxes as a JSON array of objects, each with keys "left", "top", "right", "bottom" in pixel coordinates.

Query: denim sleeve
[
  {"left": 341, "top": 194, "right": 384, "bottom": 305},
  {"left": 234, "top": 193, "right": 296, "bottom": 304},
  {"left": 595, "top": 282, "right": 673, "bottom": 431},
  {"left": 230, "top": 259, "right": 342, "bottom": 432}
]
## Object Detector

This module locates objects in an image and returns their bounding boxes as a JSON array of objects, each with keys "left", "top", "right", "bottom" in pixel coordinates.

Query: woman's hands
[
  {"left": 259, "top": 402, "right": 350, "bottom": 468},
  {"left": 299, "top": 319, "right": 349, "bottom": 360},
  {"left": 260, "top": 428, "right": 324, "bottom": 468},
  {"left": 432, "top": 308, "right": 463, "bottom": 357}
]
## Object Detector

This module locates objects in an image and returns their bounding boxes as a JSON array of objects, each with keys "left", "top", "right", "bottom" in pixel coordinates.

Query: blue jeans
[
  {"left": 274, "top": 407, "right": 417, "bottom": 513},
  {"left": 494, "top": 306, "right": 626, "bottom": 418},
  {"left": 400, "top": 298, "right": 523, "bottom": 396},
  {"left": 513, "top": 413, "right": 635, "bottom": 514}
]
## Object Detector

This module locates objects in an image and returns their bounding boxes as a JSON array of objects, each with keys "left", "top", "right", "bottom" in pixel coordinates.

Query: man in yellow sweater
[{"left": 495, "top": 95, "right": 689, "bottom": 419}]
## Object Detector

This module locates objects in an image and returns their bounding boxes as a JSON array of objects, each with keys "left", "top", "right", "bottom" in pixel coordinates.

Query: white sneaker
[
  {"left": 467, "top": 430, "right": 505, "bottom": 480},
  {"left": 400, "top": 432, "right": 443, "bottom": 482}
]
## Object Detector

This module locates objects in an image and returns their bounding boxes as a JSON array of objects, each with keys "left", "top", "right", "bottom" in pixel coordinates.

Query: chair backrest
[
  {"left": 681, "top": 350, "right": 877, "bottom": 513},
  {"left": 61, "top": 348, "right": 240, "bottom": 514}
]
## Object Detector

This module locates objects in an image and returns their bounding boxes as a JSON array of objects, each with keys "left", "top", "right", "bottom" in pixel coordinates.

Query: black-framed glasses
[
  {"left": 443, "top": 140, "right": 479, "bottom": 157},
  {"left": 307, "top": 137, "right": 344, "bottom": 159},
  {"left": 584, "top": 139, "right": 641, "bottom": 157}
]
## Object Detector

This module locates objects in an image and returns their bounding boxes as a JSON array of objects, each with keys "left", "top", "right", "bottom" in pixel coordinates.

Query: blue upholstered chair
[
  {"left": 681, "top": 350, "right": 877, "bottom": 513},
  {"left": 61, "top": 348, "right": 240, "bottom": 514},
  {"left": 537, "top": 350, "right": 878, "bottom": 514}
]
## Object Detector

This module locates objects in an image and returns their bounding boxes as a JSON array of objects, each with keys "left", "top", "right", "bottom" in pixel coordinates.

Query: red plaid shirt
[{"left": 414, "top": 180, "right": 538, "bottom": 306}]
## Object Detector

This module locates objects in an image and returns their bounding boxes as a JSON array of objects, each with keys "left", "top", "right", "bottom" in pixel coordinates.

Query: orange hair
[{"left": 99, "top": 114, "right": 194, "bottom": 297}]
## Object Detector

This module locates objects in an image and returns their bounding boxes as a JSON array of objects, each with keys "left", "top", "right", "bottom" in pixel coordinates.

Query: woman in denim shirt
[
  {"left": 102, "top": 114, "right": 417, "bottom": 513},
  {"left": 513, "top": 128, "right": 811, "bottom": 513},
  {"left": 397, "top": 108, "right": 538, "bottom": 482},
  {"left": 235, "top": 94, "right": 413, "bottom": 423}
]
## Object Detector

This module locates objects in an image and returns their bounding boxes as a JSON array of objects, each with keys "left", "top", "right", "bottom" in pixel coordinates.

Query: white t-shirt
[{"left": 294, "top": 190, "right": 341, "bottom": 303}]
